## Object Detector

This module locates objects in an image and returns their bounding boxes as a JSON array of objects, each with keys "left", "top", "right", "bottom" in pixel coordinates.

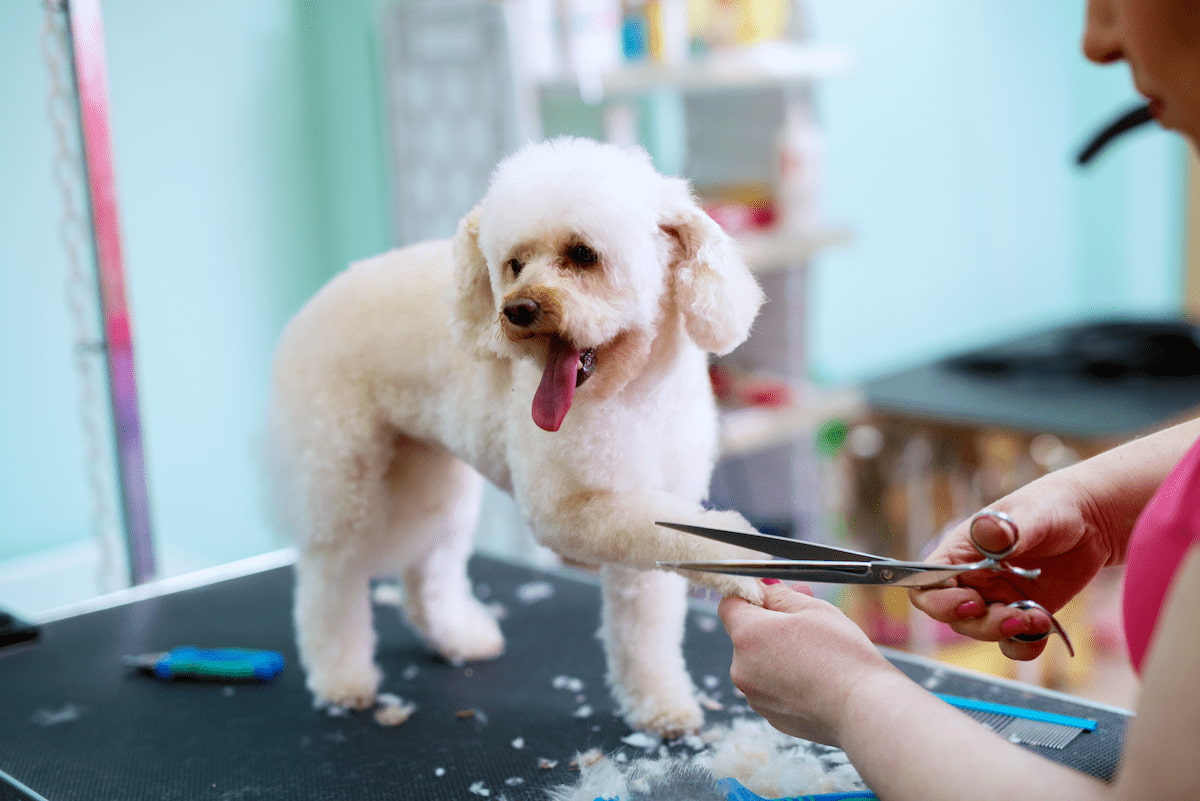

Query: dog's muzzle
[
  {"left": 503, "top": 297, "right": 540, "bottom": 328},
  {"left": 500, "top": 297, "right": 596, "bottom": 387}
]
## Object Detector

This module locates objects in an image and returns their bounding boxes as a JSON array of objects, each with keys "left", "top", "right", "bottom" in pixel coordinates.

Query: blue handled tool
[
  {"left": 123, "top": 646, "right": 285, "bottom": 681},
  {"left": 593, "top": 781, "right": 876, "bottom": 801},
  {"left": 716, "top": 781, "right": 878, "bottom": 801}
]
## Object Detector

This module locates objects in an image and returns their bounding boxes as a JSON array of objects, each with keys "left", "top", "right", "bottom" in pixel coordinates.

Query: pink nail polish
[
  {"left": 956, "top": 600, "right": 983, "bottom": 619},
  {"left": 761, "top": 578, "right": 781, "bottom": 586},
  {"left": 1000, "top": 617, "right": 1025, "bottom": 637}
]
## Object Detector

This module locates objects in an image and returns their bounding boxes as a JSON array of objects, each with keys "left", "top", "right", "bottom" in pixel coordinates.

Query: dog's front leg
[
  {"left": 528, "top": 489, "right": 767, "bottom": 605},
  {"left": 600, "top": 564, "right": 703, "bottom": 737}
]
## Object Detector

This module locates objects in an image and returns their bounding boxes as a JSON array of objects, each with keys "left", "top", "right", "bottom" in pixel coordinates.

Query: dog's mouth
[
  {"left": 532, "top": 338, "right": 597, "bottom": 433},
  {"left": 577, "top": 347, "right": 597, "bottom": 386}
]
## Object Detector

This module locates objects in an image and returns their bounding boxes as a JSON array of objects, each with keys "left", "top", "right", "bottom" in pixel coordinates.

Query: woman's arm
[
  {"left": 865, "top": 545, "right": 1200, "bottom": 800},
  {"left": 1110, "top": 545, "right": 1200, "bottom": 797},
  {"left": 721, "top": 548, "right": 1200, "bottom": 801},
  {"left": 1062, "top": 417, "right": 1200, "bottom": 565},
  {"left": 722, "top": 583, "right": 1109, "bottom": 801},
  {"left": 837, "top": 662, "right": 1109, "bottom": 800}
]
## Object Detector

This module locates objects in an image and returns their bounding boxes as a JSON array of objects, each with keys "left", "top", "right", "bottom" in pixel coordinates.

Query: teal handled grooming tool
[{"left": 123, "top": 646, "right": 285, "bottom": 681}]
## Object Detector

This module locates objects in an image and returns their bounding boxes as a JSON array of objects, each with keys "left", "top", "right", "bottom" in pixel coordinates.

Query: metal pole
[{"left": 61, "top": 0, "right": 157, "bottom": 584}]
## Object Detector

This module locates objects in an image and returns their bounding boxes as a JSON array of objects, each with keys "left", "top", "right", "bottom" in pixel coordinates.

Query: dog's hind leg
[
  {"left": 289, "top": 433, "right": 397, "bottom": 710},
  {"left": 388, "top": 441, "right": 505, "bottom": 665},
  {"left": 295, "top": 544, "right": 382, "bottom": 710},
  {"left": 599, "top": 564, "right": 703, "bottom": 737}
]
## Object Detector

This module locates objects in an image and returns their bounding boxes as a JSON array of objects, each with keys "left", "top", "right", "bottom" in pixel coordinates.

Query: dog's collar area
[{"left": 577, "top": 347, "right": 596, "bottom": 387}]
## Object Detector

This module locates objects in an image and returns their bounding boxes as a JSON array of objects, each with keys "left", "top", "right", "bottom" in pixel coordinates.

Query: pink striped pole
[{"left": 64, "top": 0, "right": 156, "bottom": 584}]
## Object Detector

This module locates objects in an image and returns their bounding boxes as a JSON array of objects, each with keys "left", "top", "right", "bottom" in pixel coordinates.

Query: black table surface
[
  {"left": 865, "top": 316, "right": 1200, "bottom": 439},
  {"left": 0, "top": 554, "right": 1129, "bottom": 800}
]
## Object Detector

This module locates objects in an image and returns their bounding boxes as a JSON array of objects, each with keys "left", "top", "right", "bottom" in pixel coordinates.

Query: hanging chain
[{"left": 41, "top": 0, "right": 125, "bottom": 592}]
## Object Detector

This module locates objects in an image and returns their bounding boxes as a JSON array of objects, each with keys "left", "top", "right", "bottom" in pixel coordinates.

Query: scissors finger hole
[
  {"left": 1007, "top": 600, "right": 1075, "bottom": 657},
  {"left": 969, "top": 509, "right": 1019, "bottom": 560}
]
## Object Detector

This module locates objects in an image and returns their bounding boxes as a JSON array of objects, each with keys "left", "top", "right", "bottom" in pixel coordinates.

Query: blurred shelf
[
  {"left": 719, "top": 386, "right": 865, "bottom": 458},
  {"left": 736, "top": 225, "right": 854, "bottom": 273},
  {"left": 539, "top": 42, "right": 853, "bottom": 99}
]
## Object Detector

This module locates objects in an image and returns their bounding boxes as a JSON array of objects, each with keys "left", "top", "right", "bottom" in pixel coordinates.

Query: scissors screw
[{"left": 880, "top": 568, "right": 896, "bottom": 583}]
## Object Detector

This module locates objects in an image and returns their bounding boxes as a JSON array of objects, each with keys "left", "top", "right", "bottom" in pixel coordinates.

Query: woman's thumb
[{"left": 761, "top": 579, "right": 816, "bottom": 611}]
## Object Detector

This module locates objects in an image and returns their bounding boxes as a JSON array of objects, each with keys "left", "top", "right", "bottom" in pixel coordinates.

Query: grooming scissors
[{"left": 656, "top": 509, "right": 1073, "bottom": 654}]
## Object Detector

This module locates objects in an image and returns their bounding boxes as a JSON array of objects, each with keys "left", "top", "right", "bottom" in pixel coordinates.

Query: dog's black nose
[{"left": 503, "top": 298, "right": 540, "bottom": 327}]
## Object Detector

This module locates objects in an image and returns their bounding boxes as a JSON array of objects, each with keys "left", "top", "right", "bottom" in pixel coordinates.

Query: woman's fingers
[
  {"left": 740, "top": 577, "right": 1056, "bottom": 661},
  {"left": 999, "top": 635, "right": 1050, "bottom": 661},
  {"left": 909, "top": 584, "right": 985, "bottom": 624},
  {"left": 912, "top": 584, "right": 1055, "bottom": 653}
]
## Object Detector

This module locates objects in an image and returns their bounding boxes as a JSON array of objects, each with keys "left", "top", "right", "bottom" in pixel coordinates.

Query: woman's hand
[
  {"left": 718, "top": 580, "right": 899, "bottom": 747},
  {"left": 911, "top": 418, "right": 1200, "bottom": 660},
  {"left": 908, "top": 469, "right": 1116, "bottom": 660}
]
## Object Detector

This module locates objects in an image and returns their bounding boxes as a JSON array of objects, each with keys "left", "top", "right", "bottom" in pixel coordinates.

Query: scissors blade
[
  {"left": 657, "top": 559, "right": 968, "bottom": 587},
  {"left": 655, "top": 521, "right": 882, "bottom": 562},
  {"left": 658, "top": 559, "right": 876, "bottom": 583}
]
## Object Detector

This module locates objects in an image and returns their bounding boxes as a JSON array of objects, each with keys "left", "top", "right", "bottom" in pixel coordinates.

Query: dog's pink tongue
[{"left": 532, "top": 338, "right": 580, "bottom": 432}]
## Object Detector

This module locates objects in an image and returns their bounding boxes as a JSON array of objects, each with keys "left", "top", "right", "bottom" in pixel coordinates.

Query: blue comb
[{"left": 935, "top": 693, "right": 1098, "bottom": 749}]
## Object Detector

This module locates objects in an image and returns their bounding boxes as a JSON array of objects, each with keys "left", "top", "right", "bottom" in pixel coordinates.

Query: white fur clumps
[
  {"left": 371, "top": 693, "right": 415, "bottom": 727},
  {"left": 546, "top": 718, "right": 868, "bottom": 801},
  {"left": 270, "top": 135, "right": 770, "bottom": 736}
]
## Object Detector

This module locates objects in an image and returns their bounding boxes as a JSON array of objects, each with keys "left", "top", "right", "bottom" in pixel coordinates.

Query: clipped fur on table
[
  {"left": 545, "top": 718, "right": 868, "bottom": 800},
  {"left": 270, "top": 136, "right": 767, "bottom": 736}
]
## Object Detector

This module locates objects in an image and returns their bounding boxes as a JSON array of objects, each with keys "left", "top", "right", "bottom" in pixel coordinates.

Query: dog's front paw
[
  {"left": 622, "top": 693, "right": 705, "bottom": 740},
  {"left": 306, "top": 662, "right": 382, "bottom": 711},
  {"left": 682, "top": 570, "right": 765, "bottom": 605}
]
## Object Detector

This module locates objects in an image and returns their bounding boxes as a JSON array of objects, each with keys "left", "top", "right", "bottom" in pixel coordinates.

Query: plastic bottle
[{"left": 774, "top": 101, "right": 823, "bottom": 234}]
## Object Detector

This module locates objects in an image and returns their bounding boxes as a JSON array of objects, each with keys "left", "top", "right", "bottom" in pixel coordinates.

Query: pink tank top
[{"left": 1122, "top": 433, "right": 1200, "bottom": 674}]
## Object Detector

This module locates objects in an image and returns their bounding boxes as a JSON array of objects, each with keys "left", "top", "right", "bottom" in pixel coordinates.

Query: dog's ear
[
  {"left": 660, "top": 179, "right": 765, "bottom": 355},
  {"left": 450, "top": 204, "right": 499, "bottom": 357}
]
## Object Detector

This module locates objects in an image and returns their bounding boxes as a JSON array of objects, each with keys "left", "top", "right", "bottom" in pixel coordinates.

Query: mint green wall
[
  {"left": 1, "top": 2, "right": 90, "bottom": 561},
  {"left": 0, "top": 2, "right": 1186, "bottom": 579},
  {"left": 806, "top": 1, "right": 1185, "bottom": 382},
  {"left": 0, "top": 0, "right": 391, "bottom": 572},
  {"left": 296, "top": 0, "right": 394, "bottom": 271}
]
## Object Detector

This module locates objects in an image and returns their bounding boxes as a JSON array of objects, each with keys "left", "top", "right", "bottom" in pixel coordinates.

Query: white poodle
[{"left": 270, "top": 136, "right": 767, "bottom": 737}]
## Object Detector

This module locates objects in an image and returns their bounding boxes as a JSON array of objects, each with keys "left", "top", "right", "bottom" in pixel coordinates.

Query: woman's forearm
[
  {"left": 1056, "top": 417, "right": 1200, "bottom": 564},
  {"left": 838, "top": 668, "right": 1110, "bottom": 801}
]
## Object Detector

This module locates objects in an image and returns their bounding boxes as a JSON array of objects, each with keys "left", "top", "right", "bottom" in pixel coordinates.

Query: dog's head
[{"left": 451, "top": 137, "right": 764, "bottom": 432}]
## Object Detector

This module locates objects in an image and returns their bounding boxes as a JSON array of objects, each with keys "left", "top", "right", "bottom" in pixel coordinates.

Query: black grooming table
[{"left": 0, "top": 554, "right": 1129, "bottom": 800}]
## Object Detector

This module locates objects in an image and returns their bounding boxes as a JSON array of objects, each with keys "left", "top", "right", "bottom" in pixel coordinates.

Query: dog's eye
[
  {"left": 507, "top": 258, "right": 523, "bottom": 277},
  {"left": 568, "top": 244, "right": 597, "bottom": 265}
]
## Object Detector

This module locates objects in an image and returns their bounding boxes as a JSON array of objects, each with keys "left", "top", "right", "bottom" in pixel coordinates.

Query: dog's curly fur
[{"left": 270, "top": 137, "right": 767, "bottom": 736}]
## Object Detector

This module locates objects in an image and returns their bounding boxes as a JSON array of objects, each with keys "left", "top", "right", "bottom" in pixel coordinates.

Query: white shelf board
[
  {"left": 719, "top": 386, "right": 865, "bottom": 458},
  {"left": 736, "top": 225, "right": 854, "bottom": 273},
  {"left": 540, "top": 43, "right": 853, "bottom": 99}
]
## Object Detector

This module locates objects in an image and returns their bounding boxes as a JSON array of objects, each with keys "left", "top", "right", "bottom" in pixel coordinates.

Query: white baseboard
[{"left": 0, "top": 539, "right": 207, "bottom": 620}]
